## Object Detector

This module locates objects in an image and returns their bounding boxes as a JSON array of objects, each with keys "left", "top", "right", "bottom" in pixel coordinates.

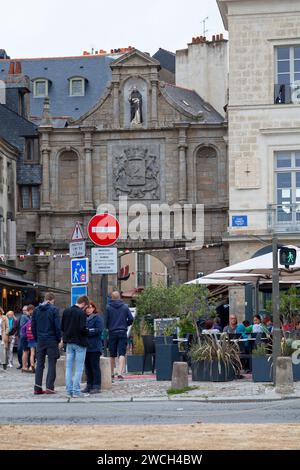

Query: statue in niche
[{"left": 129, "top": 86, "right": 143, "bottom": 124}]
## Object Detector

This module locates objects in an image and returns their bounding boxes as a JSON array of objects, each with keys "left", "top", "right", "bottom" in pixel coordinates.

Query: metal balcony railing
[{"left": 267, "top": 203, "right": 300, "bottom": 232}]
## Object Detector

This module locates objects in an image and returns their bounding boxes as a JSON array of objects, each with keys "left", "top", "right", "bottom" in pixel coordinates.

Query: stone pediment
[{"left": 111, "top": 49, "right": 160, "bottom": 69}]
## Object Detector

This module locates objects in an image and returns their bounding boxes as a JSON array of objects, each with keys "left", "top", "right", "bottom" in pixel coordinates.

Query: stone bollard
[
  {"left": 171, "top": 362, "right": 188, "bottom": 390},
  {"left": 100, "top": 356, "right": 112, "bottom": 390},
  {"left": 275, "top": 356, "right": 294, "bottom": 395},
  {"left": 55, "top": 355, "right": 66, "bottom": 387}
]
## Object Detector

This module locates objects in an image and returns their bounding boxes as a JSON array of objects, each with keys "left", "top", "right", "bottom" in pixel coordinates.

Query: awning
[{"left": 0, "top": 275, "right": 70, "bottom": 294}]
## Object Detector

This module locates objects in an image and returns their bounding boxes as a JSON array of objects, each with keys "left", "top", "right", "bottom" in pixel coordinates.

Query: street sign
[
  {"left": 88, "top": 213, "right": 120, "bottom": 247},
  {"left": 232, "top": 215, "right": 248, "bottom": 227},
  {"left": 91, "top": 247, "right": 118, "bottom": 274},
  {"left": 69, "top": 241, "right": 86, "bottom": 258},
  {"left": 71, "top": 285, "right": 88, "bottom": 306},
  {"left": 71, "top": 258, "right": 89, "bottom": 285},
  {"left": 71, "top": 222, "right": 84, "bottom": 241}
]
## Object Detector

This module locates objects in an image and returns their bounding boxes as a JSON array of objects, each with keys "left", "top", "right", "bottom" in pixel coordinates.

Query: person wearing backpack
[
  {"left": 20, "top": 305, "right": 34, "bottom": 372},
  {"left": 24, "top": 316, "right": 37, "bottom": 373}
]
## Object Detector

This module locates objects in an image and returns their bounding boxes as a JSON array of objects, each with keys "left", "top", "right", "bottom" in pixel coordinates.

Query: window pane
[
  {"left": 295, "top": 47, "right": 300, "bottom": 59},
  {"left": 296, "top": 153, "right": 300, "bottom": 167},
  {"left": 35, "top": 81, "right": 46, "bottom": 96},
  {"left": 277, "top": 172, "right": 291, "bottom": 188},
  {"left": 277, "top": 74, "right": 290, "bottom": 85},
  {"left": 21, "top": 187, "right": 30, "bottom": 209},
  {"left": 71, "top": 79, "right": 83, "bottom": 96},
  {"left": 294, "top": 73, "right": 300, "bottom": 82},
  {"left": 277, "top": 47, "right": 290, "bottom": 60},
  {"left": 32, "top": 186, "right": 40, "bottom": 209},
  {"left": 278, "top": 61, "right": 290, "bottom": 73},
  {"left": 294, "top": 61, "right": 300, "bottom": 73},
  {"left": 276, "top": 153, "right": 291, "bottom": 168}
]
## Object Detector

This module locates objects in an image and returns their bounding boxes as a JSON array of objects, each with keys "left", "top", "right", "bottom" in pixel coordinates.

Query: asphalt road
[{"left": 1, "top": 399, "right": 300, "bottom": 425}]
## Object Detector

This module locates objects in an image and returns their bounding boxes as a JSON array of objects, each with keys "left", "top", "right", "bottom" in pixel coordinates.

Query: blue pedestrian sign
[
  {"left": 71, "top": 258, "right": 89, "bottom": 285},
  {"left": 71, "top": 286, "right": 88, "bottom": 306}
]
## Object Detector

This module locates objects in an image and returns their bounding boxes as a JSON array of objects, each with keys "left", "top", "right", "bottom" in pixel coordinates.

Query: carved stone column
[
  {"left": 35, "top": 256, "right": 50, "bottom": 285},
  {"left": 112, "top": 81, "right": 120, "bottom": 128},
  {"left": 82, "top": 129, "right": 95, "bottom": 210},
  {"left": 41, "top": 147, "right": 51, "bottom": 209},
  {"left": 175, "top": 257, "right": 190, "bottom": 284},
  {"left": 177, "top": 125, "right": 189, "bottom": 203},
  {"left": 151, "top": 79, "right": 158, "bottom": 126}
]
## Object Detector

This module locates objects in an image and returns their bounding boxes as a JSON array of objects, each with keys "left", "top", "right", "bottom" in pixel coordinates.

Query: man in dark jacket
[
  {"left": 106, "top": 291, "right": 133, "bottom": 379},
  {"left": 31, "top": 292, "right": 61, "bottom": 394},
  {"left": 61, "top": 295, "right": 89, "bottom": 398}
]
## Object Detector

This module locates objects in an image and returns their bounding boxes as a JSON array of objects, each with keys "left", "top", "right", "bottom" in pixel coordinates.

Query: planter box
[
  {"left": 127, "top": 355, "right": 152, "bottom": 373},
  {"left": 252, "top": 356, "right": 273, "bottom": 382},
  {"left": 293, "top": 363, "right": 300, "bottom": 381},
  {"left": 155, "top": 343, "right": 181, "bottom": 381},
  {"left": 192, "top": 360, "right": 235, "bottom": 382},
  {"left": 154, "top": 336, "right": 174, "bottom": 345}
]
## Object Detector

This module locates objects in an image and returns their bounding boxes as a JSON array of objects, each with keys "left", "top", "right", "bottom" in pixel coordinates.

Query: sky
[{"left": 0, "top": 0, "right": 226, "bottom": 59}]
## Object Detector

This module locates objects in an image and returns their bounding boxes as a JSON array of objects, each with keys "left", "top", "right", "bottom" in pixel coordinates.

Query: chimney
[
  {"left": 220, "top": 33, "right": 224, "bottom": 40},
  {"left": 8, "top": 62, "right": 15, "bottom": 75},
  {"left": 216, "top": 34, "right": 220, "bottom": 41},
  {"left": 15, "top": 61, "right": 22, "bottom": 74},
  {"left": 212, "top": 35, "right": 216, "bottom": 42}
]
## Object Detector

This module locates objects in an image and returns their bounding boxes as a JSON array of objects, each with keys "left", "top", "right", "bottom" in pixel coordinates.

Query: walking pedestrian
[
  {"left": 6, "top": 311, "right": 18, "bottom": 367},
  {"left": 82, "top": 301, "right": 104, "bottom": 394},
  {"left": 61, "top": 295, "right": 89, "bottom": 398},
  {"left": 17, "top": 305, "right": 29, "bottom": 369},
  {"left": 0, "top": 307, "right": 9, "bottom": 370},
  {"left": 21, "top": 305, "right": 34, "bottom": 372},
  {"left": 31, "top": 293, "right": 61, "bottom": 395},
  {"left": 106, "top": 291, "right": 133, "bottom": 380}
]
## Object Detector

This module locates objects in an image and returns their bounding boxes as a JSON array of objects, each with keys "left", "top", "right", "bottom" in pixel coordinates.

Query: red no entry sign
[{"left": 87, "top": 214, "right": 120, "bottom": 247}]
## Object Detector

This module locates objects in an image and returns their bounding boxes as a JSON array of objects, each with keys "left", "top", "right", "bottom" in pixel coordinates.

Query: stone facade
[
  {"left": 176, "top": 36, "right": 228, "bottom": 117},
  {"left": 0, "top": 137, "right": 18, "bottom": 257},
  {"left": 16, "top": 49, "right": 228, "bottom": 308},
  {"left": 218, "top": 0, "right": 300, "bottom": 262}
]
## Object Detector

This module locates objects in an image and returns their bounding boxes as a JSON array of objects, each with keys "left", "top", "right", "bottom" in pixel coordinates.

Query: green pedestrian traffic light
[{"left": 279, "top": 247, "right": 297, "bottom": 268}]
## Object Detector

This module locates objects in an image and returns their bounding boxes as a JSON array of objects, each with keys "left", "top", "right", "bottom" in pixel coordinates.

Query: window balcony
[{"left": 267, "top": 203, "right": 300, "bottom": 232}]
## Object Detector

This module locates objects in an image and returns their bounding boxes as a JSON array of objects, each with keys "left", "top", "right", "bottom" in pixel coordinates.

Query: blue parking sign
[
  {"left": 71, "top": 286, "right": 88, "bottom": 306},
  {"left": 71, "top": 258, "right": 89, "bottom": 285}
]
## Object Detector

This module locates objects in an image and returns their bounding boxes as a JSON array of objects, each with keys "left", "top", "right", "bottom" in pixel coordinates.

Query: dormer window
[
  {"left": 33, "top": 79, "right": 49, "bottom": 98},
  {"left": 69, "top": 77, "right": 85, "bottom": 96}
]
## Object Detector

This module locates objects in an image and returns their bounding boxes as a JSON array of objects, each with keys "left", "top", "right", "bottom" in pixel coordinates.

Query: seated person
[
  {"left": 246, "top": 314, "right": 263, "bottom": 334},
  {"left": 213, "top": 317, "right": 222, "bottom": 332},
  {"left": 202, "top": 319, "right": 221, "bottom": 335},
  {"left": 223, "top": 314, "right": 238, "bottom": 333},
  {"left": 262, "top": 314, "right": 273, "bottom": 333}
]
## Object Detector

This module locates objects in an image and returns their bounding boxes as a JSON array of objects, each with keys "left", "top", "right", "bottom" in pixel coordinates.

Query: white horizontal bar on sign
[{"left": 92, "top": 227, "right": 117, "bottom": 234}]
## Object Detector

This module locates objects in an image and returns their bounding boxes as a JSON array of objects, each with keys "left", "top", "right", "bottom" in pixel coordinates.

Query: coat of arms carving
[{"left": 113, "top": 146, "right": 160, "bottom": 199}]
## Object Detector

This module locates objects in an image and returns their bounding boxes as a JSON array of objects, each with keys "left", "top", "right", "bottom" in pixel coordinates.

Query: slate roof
[
  {"left": 163, "top": 83, "right": 224, "bottom": 123},
  {"left": 0, "top": 103, "right": 38, "bottom": 150},
  {"left": 0, "top": 55, "right": 116, "bottom": 121},
  {"left": 153, "top": 48, "right": 175, "bottom": 74}
]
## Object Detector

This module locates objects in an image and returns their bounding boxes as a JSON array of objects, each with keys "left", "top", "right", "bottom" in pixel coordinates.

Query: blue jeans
[{"left": 65, "top": 344, "right": 87, "bottom": 396}]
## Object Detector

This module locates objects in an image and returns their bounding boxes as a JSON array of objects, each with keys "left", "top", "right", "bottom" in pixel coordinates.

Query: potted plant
[
  {"left": 127, "top": 333, "right": 153, "bottom": 373},
  {"left": 281, "top": 336, "right": 300, "bottom": 381},
  {"left": 189, "top": 334, "right": 241, "bottom": 382},
  {"left": 155, "top": 321, "right": 181, "bottom": 381},
  {"left": 252, "top": 343, "right": 273, "bottom": 382}
]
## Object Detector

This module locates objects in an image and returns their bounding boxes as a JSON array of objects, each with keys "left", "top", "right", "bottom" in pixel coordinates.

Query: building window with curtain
[
  {"left": 275, "top": 46, "right": 300, "bottom": 104},
  {"left": 20, "top": 185, "right": 40, "bottom": 210}
]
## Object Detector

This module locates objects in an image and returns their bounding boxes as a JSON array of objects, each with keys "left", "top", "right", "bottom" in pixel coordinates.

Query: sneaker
[
  {"left": 81, "top": 387, "right": 91, "bottom": 393},
  {"left": 34, "top": 390, "right": 45, "bottom": 395},
  {"left": 16, "top": 365, "right": 22, "bottom": 370},
  {"left": 44, "top": 389, "right": 56, "bottom": 394},
  {"left": 90, "top": 389, "right": 101, "bottom": 394},
  {"left": 72, "top": 393, "right": 89, "bottom": 398},
  {"left": 117, "top": 375, "right": 124, "bottom": 380},
  {"left": 8, "top": 363, "right": 13, "bottom": 368}
]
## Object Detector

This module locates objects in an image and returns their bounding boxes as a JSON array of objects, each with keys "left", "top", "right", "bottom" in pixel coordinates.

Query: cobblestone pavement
[{"left": 1, "top": 359, "right": 300, "bottom": 401}]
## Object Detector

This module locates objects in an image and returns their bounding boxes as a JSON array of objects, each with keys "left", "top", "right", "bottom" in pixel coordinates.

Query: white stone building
[{"left": 217, "top": 0, "right": 300, "bottom": 318}]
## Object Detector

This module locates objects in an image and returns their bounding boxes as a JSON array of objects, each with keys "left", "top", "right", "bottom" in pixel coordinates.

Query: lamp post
[{"left": 272, "top": 234, "right": 281, "bottom": 383}]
